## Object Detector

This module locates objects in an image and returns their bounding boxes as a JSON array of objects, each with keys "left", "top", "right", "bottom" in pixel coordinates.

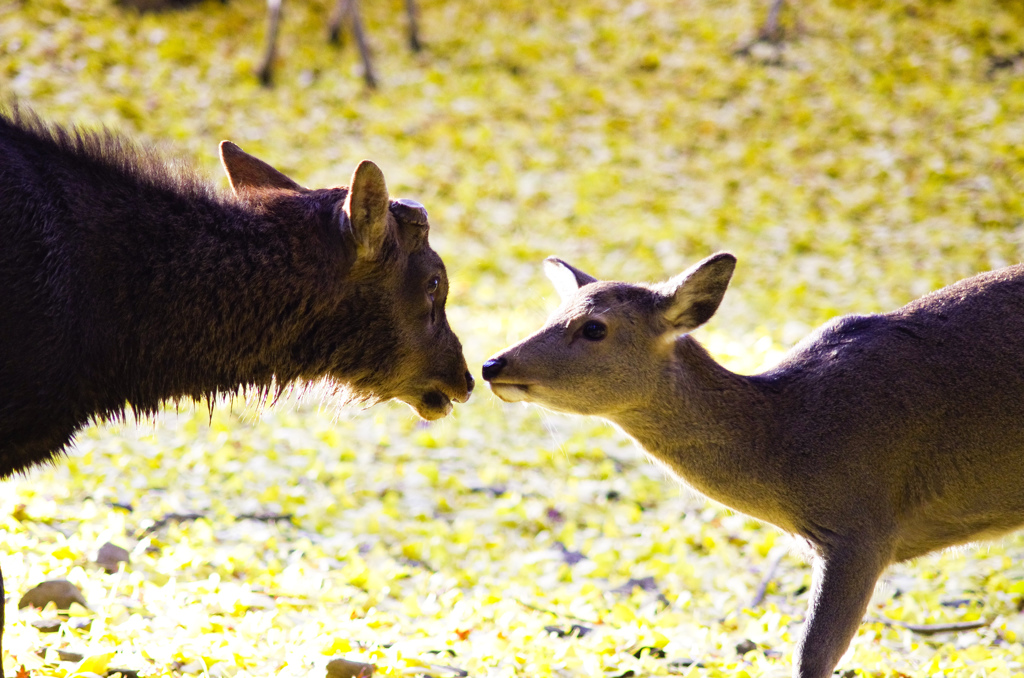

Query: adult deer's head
[{"left": 220, "top": 142, "right": 473, "bottom": 419}]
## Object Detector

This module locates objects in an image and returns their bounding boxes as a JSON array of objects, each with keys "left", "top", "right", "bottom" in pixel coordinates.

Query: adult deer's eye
[
  {"left": 426, "top": 276, "right": 440, "bottom": 296},
  {"left": 581, "top": 321, "right": 607, "bottom": 341}
]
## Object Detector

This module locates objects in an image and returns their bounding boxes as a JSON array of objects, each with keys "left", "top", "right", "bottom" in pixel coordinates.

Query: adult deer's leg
[
  {"left": 793, "top": 547, "right": 888, "bottom": 678},
  {"left": 348, "top": 0, "right": 378, "bottom": 88},
  {"left": 761, "top": 0, "right": 786, "bottom": 42},
  {"left": 256, "top": 0, "right": 284, "bottom": 86},
  {"left": 405, "top": 0, "right": 421, "bottom": 52},
  {"left": 733, "top": 0, "right": 787, "bottom": 56},
  {"left": 327, "top": 0, "right": 353, "bottom": 45}
]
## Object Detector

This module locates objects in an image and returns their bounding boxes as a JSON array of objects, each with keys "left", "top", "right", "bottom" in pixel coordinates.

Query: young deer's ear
[
  {"left": 344, "top": 160, "right": 391, "bottom": 260},
  {"left": 544, "top": 257, "right": 598, "bottom": 301},
  {"left": 219, "top": 141, "right": 304, "bottom": 197},
  {"left": 660, "top": 252, "right": 736, "bottom": 335}
]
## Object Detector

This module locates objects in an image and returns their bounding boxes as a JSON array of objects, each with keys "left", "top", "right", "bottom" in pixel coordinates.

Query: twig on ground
[
  {"left": 516, "top": 599, "right": 600, "bottom": 625},
  {"left": 749, "top": 546, "right": 787, "bottom": 609},
  {"left": 138, "top": 510, "right": 297, "bottom": 539},
  {"left": 137, "top": 512, "right": 205, "bottom": 538},
  {"left": 866, "top": 617, "right": 990, "bottom": 635},
  {"left": 237, "top": 512, "right": 295, "bottom": 524}
]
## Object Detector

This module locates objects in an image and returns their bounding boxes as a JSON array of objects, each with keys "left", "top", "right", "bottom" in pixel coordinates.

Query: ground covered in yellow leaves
[{"left": 2, "top": 0, "right": 1024, "bottom": 676}]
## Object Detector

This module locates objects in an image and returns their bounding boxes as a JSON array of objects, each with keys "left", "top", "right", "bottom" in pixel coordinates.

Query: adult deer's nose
[
  {"left": 465, "top": 371, "right": 475, "bottom": 393},
  {"left": 482, "top": 357, "right": 506, "bottom": 381}
]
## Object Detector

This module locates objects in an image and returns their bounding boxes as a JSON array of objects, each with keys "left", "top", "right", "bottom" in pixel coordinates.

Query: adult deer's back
[{"left": 482, "top": 253, "right": 1024, "bottom": 678}]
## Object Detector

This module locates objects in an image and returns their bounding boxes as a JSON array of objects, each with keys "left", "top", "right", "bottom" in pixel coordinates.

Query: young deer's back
[{"left": 755, "top": 264, "right": 1024, "bottom": 559}]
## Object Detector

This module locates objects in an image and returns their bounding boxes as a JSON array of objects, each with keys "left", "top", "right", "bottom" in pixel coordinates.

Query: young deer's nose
[
  {"left": 481, "top": 357, "right": 507, "bottom": 381},
  {"left": 465, "top": 371, "right": 475, "bottom": 393}
]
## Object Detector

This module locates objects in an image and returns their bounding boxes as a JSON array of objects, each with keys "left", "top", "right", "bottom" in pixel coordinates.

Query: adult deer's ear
[
  {"left": 544, "top": 257, "right": 599, "bottom": 302},
  {"left": 344, "top": 160, "right": 391, "bottom": 261},
  {"left": 659, "top": 252, "right": 736, "bottom": 336},
  {"left": 220, "top": 141, "right": 304, "bottom": 197}
]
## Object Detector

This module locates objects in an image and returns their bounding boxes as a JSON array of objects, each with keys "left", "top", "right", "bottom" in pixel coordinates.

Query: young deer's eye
[
  {"left": 581, "top": 321, "right": 607, "bottom": 341},
  {"left": 426, "top": 276, "right": 440, "bottom": 296}
]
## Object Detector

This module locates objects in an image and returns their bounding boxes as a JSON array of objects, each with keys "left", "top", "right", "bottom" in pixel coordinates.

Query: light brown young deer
[{"left": 481, "top": 252, "right": 1024, "bottom": 678}]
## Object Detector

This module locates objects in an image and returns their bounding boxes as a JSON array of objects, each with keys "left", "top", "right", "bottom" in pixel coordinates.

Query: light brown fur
[{"left": 483, "top": 252, "right": 1024, "bottom": 678}]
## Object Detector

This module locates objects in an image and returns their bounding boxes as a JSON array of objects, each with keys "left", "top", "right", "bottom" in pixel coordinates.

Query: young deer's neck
[{"left": 609, "top": 336, "right": 794, "bottom": 532}]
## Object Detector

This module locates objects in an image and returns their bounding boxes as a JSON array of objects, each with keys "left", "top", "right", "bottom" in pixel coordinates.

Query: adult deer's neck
[
  {"left": 75, "top": 183, "right": 340, "bottom": 415},
  {"left": 609, "top": 336, "right": 795, "bottom": 532}
]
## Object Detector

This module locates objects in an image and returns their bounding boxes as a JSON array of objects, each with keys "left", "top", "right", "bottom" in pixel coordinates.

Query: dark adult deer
[
  {"left": 0, "top": 108, "right": 472, "bottom": 672},
  {"left": 482, "top": 252, "right": 1024, "bottom": 678}
]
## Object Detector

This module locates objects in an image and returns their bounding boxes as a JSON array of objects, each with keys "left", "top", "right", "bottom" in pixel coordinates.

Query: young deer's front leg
[{"left": 794, "top": 547, "right": 888, "bottom": 678}]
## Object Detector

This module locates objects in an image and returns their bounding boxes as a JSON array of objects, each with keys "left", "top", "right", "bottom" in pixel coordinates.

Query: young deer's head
[
  {"left": 482, "top": 253, "right": 736, "bottom": 416},
  {"left": 219, "top": 142, "right": 473, "bottom": 419}
]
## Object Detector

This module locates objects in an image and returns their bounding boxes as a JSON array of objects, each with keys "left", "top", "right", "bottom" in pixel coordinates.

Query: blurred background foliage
[{"left": 2, "top": 0, "right": 1024, "bottom": 676}]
